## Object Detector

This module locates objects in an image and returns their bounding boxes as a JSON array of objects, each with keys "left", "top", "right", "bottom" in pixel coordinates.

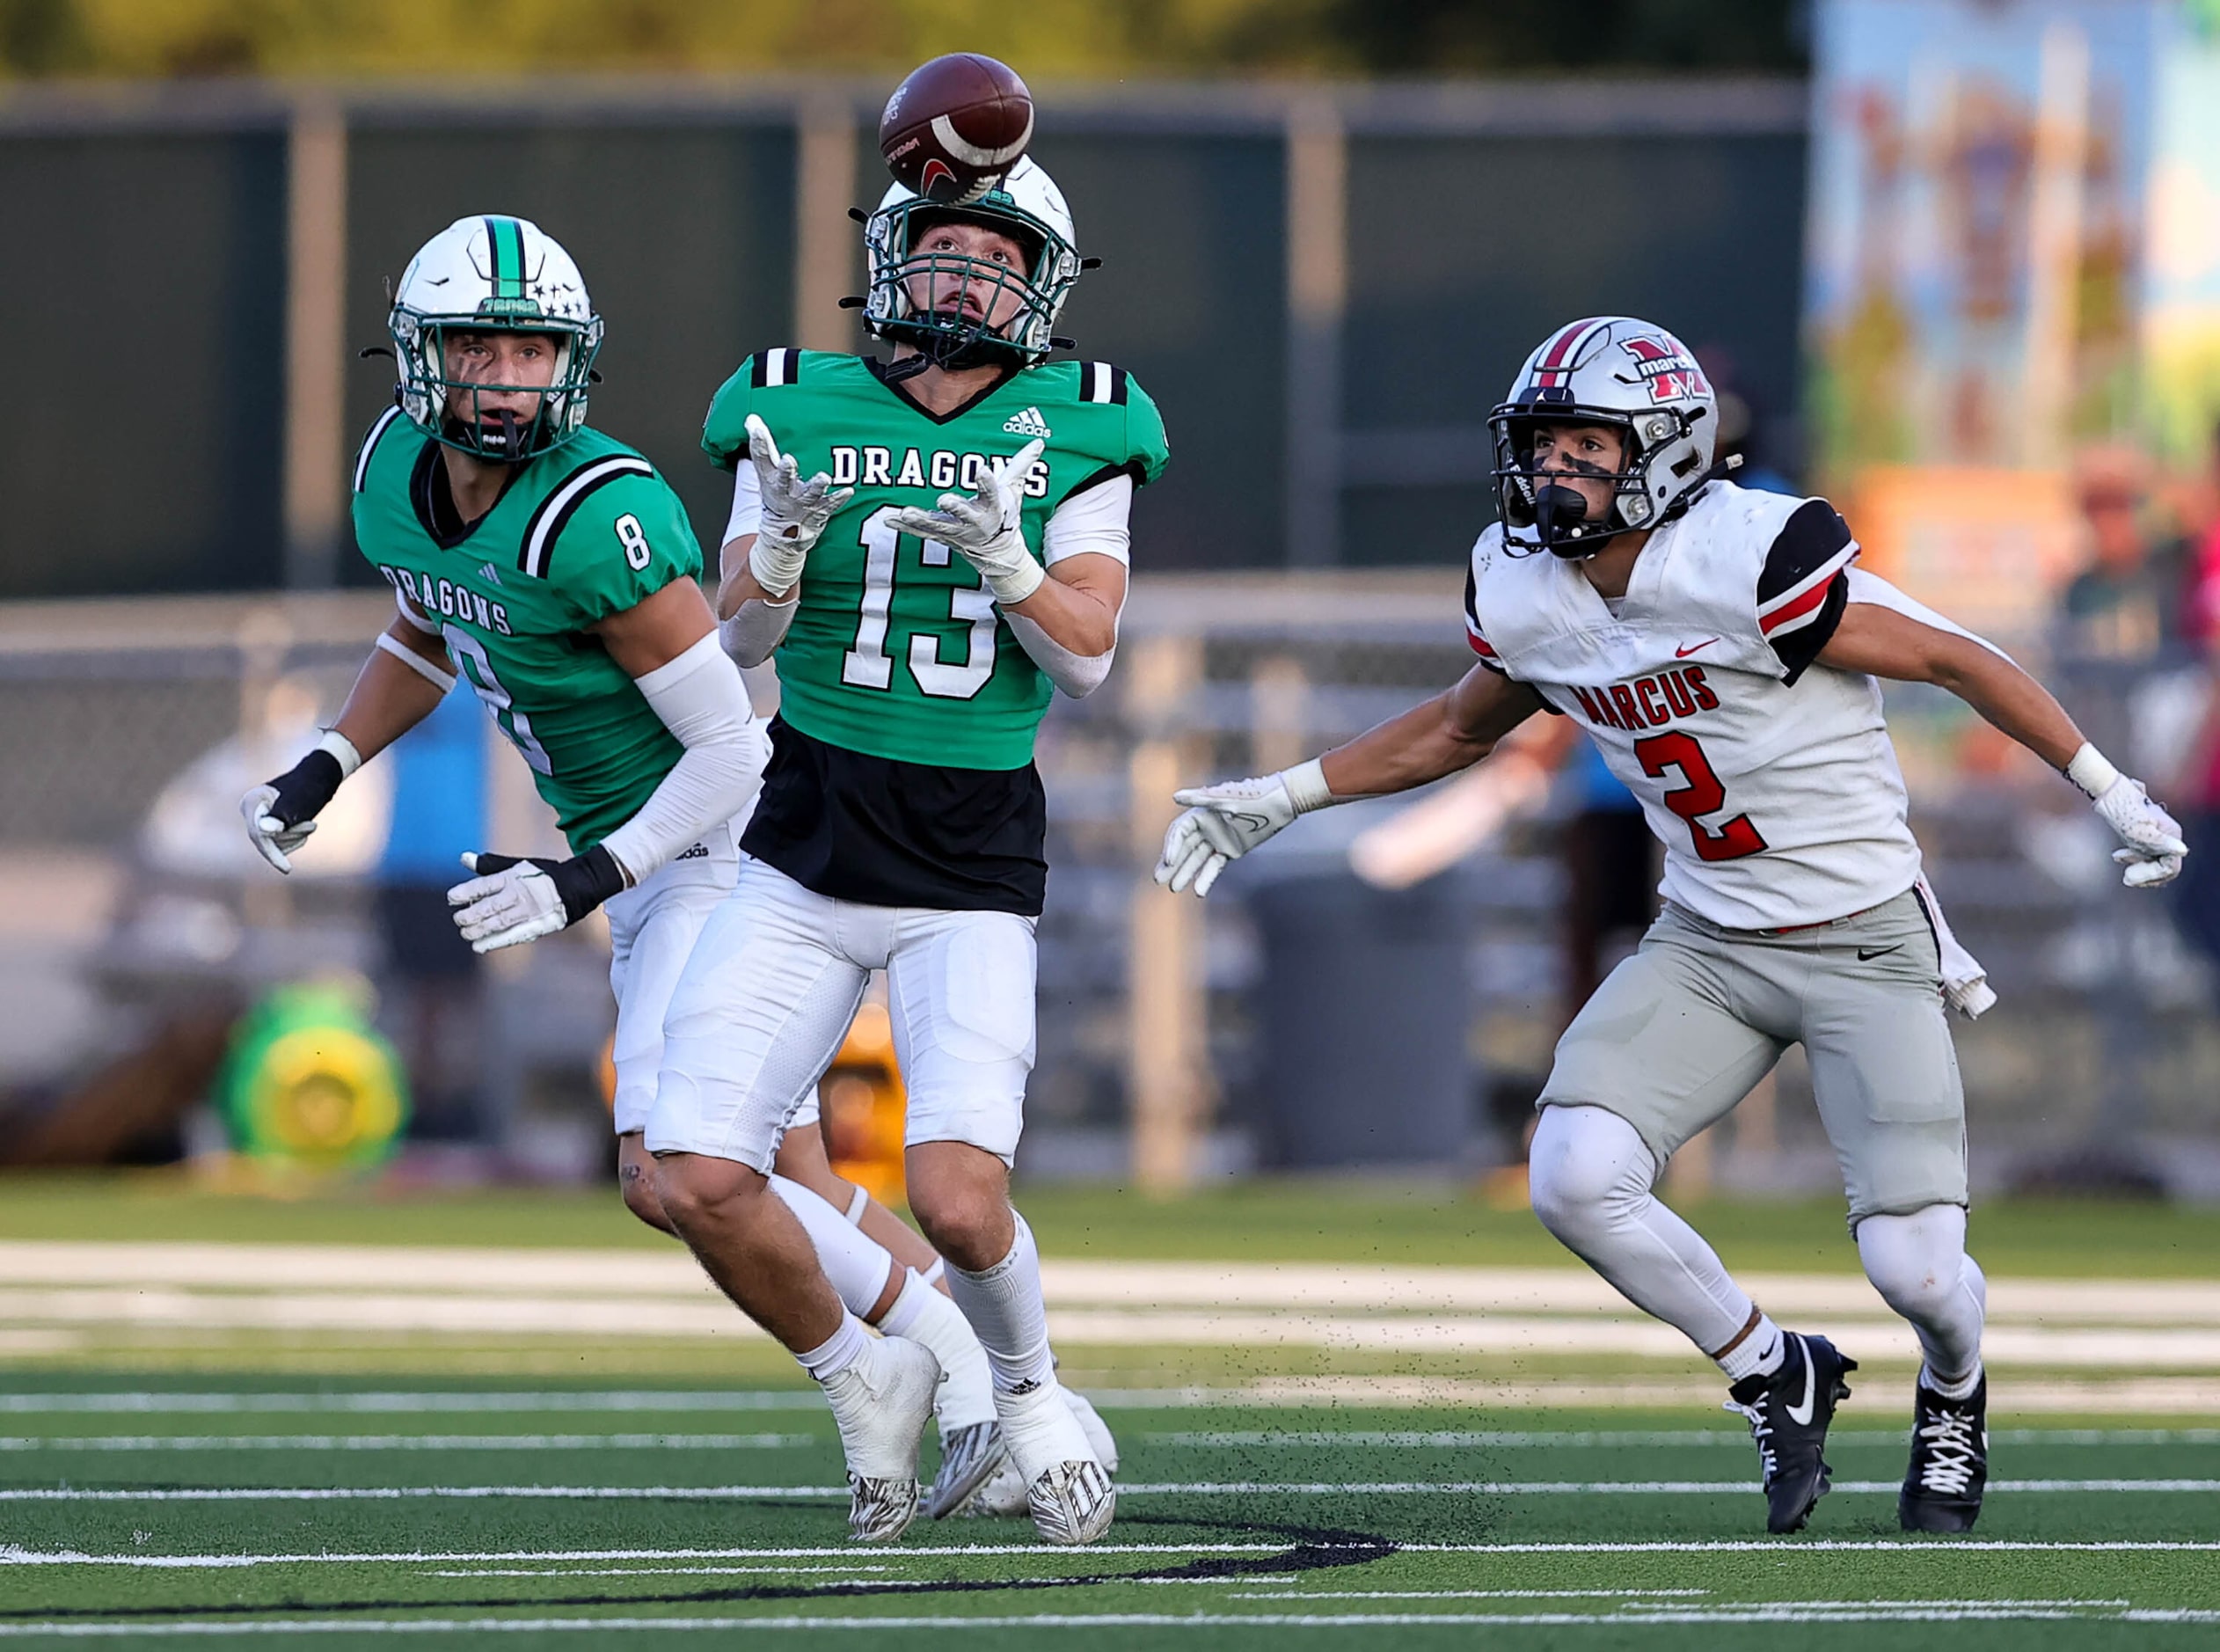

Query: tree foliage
[{"left": 0, "top": 0, "right": 1807, "bottom": 81}]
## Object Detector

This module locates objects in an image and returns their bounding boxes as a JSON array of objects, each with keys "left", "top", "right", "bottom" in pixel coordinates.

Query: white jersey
[{"left": 1464, "top": 479, "right": 1919, "bottom": 931}]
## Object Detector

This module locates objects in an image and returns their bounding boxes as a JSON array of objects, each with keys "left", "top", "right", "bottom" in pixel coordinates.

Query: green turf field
[
  {"left": 3, "top": 1176, "right": 2218, "bottom": 1644},
  {"left": 3, "top": 1379, "right": 2218, "bottom": 1646}
]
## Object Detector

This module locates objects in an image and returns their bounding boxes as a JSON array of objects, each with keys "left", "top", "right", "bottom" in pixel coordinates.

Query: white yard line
[
  {"left": 0, "top": 1393, "right": 823, "bottom": 1415},
  {"left": 4, "top": 1243, "right": 2217, "bottom": 1323},
  {"left": 9, "top": 1538, "right": 2220, "bottom": 1570},
  {"left": 5, "top": 1377, "right": 2218, "bottom": 1415},
  {"left": 11, "top": 1287, "right": 2220, "bottom": 1366},
  {"left": 0, "top": 1605, "right": 2211, "bottom": 1634},
  {"left": 1144, "top": 1426, "right": 2220, "bottom": 1448},
  {"left": 3, "top": 1477, "right": 2216, "bottom": 1502},
  {"left": 0, "top": 1434, "right": 813, "bottom": 1453}
]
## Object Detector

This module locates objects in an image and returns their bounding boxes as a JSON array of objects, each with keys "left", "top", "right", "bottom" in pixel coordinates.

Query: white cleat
[
  {"left": 924, "top": 1419, "right": 1008, "bottom": 1520},
  {"left": 818, "top": 1335, "right": 939, "bottom": 1543},
  {"left": 880, "top": 1279, "right": 1009, "bottom": 1520},
  {"left": 971, "top": 1387, "right": 1118, "bottom": 1517},
  {"left": 995, "top": 1379, "right": 1115, "bottom": 1546}
]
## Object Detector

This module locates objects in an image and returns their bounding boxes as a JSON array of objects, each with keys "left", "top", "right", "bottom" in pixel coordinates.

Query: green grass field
[{"left": 4, "top": 1176, "right": 2218, "bottom": 1645}]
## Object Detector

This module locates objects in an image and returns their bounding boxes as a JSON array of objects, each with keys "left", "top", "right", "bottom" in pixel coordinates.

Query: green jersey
[
  {"left": 700, "top": 350, "right": 1170, "bottom": 771},
  {"left": 350, "top": 411, "right": 703, "bottom": 853}
]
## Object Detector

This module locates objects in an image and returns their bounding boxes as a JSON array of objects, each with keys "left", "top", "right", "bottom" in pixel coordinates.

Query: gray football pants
[{"left": 1537, "top": 887, "right": 1968, "bottom": 1223}]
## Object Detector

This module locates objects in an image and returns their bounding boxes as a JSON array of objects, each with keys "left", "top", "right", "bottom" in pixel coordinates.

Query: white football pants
[{"left": 649, "top": 858, "right": 1036, "bottom": 1171}]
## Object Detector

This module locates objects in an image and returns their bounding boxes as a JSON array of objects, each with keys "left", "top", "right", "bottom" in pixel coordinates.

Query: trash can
[{"left": 1245, "top": 868, "right": 1477, "bottom": 1170}]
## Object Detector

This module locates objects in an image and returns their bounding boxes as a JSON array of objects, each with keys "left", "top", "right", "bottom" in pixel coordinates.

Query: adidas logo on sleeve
[{"left": 1003, "top": 406, "right": 1052, "bottom": 439}]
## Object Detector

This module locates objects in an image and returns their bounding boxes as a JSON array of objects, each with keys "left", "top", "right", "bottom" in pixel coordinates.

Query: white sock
[
  {"left": 769, "top": 1173, "right": 901, "bottom": 1319},
  {"left": 1529, "top": 1105, "right": 1764, "bottom": 1362},
  {"left": 795, "top": 1309, "right": 870, "bottom": 1382},
  {"left": 946, "top": 1209, "right": 1057, "bottom": 1393},
  {"left": 1716, "top": 1314, "right": 1786, "bottom": 1383},
  {"left": 1859, "top": 1204, "right": 1986, "bottom": 1389},
  {"left": 880, "top": 1269, "right": 997, "bottom": 1430},
  {"left": 1922, "top": 1358, "right": 1984, "bottom": 1402}
]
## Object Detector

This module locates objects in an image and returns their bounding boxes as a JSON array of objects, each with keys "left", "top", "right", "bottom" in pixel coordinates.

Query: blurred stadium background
[
  {"left": 14, "top": 13, "right": 2220, "bottom": 1642},
  {"left": 4, "top": 4, "right": 2220, "bottom": 1244}
]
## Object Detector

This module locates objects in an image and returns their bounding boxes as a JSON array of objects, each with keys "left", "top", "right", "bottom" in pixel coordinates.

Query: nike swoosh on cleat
[
  {"left": 1858, "top": 945, "right": 1903, "bottom": 961},
  {"left": 1785, "top": 1341, "right": 1816, "bottom": 1427},
  {"left": 1676, "top": 638, "right": 1720, "bottom": 658}
]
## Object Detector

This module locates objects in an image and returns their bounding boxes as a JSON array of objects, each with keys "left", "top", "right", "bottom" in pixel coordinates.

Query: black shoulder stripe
[
  {"left": 750, "top": 347, "right": 800, "bottom": 390},
  {"left": 517, "top": 454, "right": 655, "bottom": 579},
  {"left": 354, "top": 406, "right": 405, "bottom": 494},
  {"left": 1081, "top": 362, "right": 1124, "bottom": 405},
  {"left": 1774, "top": 574, "right": 1851, "bottom": 686},
  {"left": 1463, "top": 559, "right": 1479, "bottom": 631},
  {"left": 1061, "top": 460, "right": 1143, "bottom": 502},
  {"left": 1757, "top": 498, "right": 1855, "bottom": 604}
]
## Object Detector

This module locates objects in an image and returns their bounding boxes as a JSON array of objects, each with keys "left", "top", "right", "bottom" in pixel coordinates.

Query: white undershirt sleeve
[
  {"left": 1042, "top": 473, "right": 1133, "bottom": 566},
  {"left": 595, "top": 633, "right": 769, "bottom": 885},
  {"left": 1008, "top": 475, "right": 1133, "bottom": 698},
  {"left": 724, "top": 462, "right": 763, "bottom": 547},
  {"left": 715, "top": 462, "right": 797, "bottom": 667}
]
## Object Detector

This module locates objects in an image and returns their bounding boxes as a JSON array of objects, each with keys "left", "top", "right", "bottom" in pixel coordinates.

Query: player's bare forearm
[
  {"left": 716, "top": 533, "right": 785, "bottom": 618},
  {"left": 331, "top": 620, "right": 454, "bottom": 762},
  {"left": 595, "top": 574, "right": 717, "bottom": 676},
  {"left": 1819, "top": 601, "right": 2085, "bottom": 772},
  {"left": 1004, "top": 552, "right": 1123, "bottom": 657},
  {"left": 1318, "top": 665, "right": 1546, "bottom": 797}
]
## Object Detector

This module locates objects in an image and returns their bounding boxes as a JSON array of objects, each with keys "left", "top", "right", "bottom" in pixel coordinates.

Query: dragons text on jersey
[
  {"left": 702, "top": 348, "right": 1168, "bottom": 914},
  {"left": 352, "top": 406, "right": 706, "bottom": 854},
  {"left": 702, "top": 350, "right": 1166, "bottom": 772}
]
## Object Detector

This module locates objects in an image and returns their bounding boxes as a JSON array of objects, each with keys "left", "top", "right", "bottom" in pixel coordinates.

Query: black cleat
[
  {"left": 1900, "top": 1371, "right": 1988, "bottom": 1532},
  {"left": 1725, "top": 1331, "right": 1857, "bottom": 1533}
]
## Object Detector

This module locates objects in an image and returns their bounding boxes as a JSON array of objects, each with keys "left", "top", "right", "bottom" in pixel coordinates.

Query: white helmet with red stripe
[{"left": 1487, "top": 316, "right": 1718, "bottom": 559}]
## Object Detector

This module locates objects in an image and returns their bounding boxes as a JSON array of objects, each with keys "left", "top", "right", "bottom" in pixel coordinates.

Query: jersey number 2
[
  {"left": 841, "top": 505, "right": 997, "bottom": 699},
  {"left": 1633, "top": 731, "right": 1766, "bottom": 863}
]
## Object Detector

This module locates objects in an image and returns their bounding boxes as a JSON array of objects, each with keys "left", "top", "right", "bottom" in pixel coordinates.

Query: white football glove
[
  {"left": 885, "top": 437, "right": 1046, "bottom": 607},
  {"left": 239, "top": 732, "right": 359, "bottom": 874},
  {"left": 2092, "top": 776, "right": 2187, "bottom": 888},
  {"left": 240, "top": 784, "right": 316, "bottom": 874},
  {"left": 1154, "top": 760, "right": 1336, "bottom": 899},
  {"left": 745, "top": 413, "right": 854, "bottom": 596},
  {"left": 445, "top": 846, "right": 627, "bottom": 954},
  {"left": 2069, "top": 743, "right": 2188, "bottom": 889}
]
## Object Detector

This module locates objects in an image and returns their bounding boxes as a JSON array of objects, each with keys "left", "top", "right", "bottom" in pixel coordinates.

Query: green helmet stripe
[{"left": 485, "top": 216, "right": 527, "bottom": 300}]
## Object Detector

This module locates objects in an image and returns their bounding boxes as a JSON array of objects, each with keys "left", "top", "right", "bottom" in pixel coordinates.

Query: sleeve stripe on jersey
[
  {"left": 1758, "top": 545, "right": 1859, "bottom": 637},
  {"left": 353, "top": 406, "right": 404, "bottom": 494},
  {"left": 750, "top": 347, "right": 799, "bottom": 390},
  {"left": 1082, "top": 362, "right": 1127, "bottom": 405},
  {"left": 1466, "top": 624, "right": 1499, "bottom": 660},
  {"left": 518, "top": 455, "right": 656, "bottom": 580}
]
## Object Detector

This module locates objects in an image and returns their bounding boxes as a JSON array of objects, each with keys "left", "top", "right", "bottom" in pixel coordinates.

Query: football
[{"left": 878, "top": 53, "right": 1034, "bottom": 204}]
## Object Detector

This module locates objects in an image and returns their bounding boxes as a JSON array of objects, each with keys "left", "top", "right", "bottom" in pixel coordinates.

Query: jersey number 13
[{"left": 840, "top": 505, "right": 998, "bottom": 700}]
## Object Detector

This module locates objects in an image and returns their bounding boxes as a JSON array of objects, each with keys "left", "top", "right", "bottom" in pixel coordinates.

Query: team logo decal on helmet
[
  {"left": 387, "top": 215, "right": 604, "bottom": 462},
  {"left": 860, "top": 157, "right": 1087, "bottom": 380},
  {"left": 1487, "top": 316, "right": 1720, "bottom": 559}
]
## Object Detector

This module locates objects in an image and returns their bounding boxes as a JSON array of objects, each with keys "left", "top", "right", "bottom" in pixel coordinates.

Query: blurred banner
[
  {"left": 1802, "top": 0, "right": 2216, "bottom": 659},
  {"left": 2146, "top": 12, "right": 2220, "bottom": 464}
]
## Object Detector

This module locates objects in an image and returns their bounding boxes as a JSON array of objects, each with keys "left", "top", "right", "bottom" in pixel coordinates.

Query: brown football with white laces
[{"left": 878, "top": 54, "right": 1035, "bottom": 204}]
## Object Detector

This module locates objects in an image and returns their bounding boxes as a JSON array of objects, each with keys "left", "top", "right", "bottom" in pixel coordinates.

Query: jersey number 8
[{"left": 615, "top": 513, "right": 653, "bottom": 572}]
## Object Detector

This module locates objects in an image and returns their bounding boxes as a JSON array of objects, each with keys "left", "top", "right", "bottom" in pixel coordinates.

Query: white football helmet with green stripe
[{"left": 388, "top": 215, "right": 604, "bottom": 461}]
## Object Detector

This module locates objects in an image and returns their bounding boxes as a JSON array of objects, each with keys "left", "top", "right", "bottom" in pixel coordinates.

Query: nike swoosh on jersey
[
  {"left": 1675, "top": 638, "right": 1720, "bottom": 658},
  {"left": 1857, "top": 944, "right": 1904, "bottom": 961},
  {"left": 1785, "top": 1341, "right": 1817, "bottom": 1426}
]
